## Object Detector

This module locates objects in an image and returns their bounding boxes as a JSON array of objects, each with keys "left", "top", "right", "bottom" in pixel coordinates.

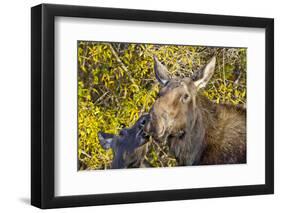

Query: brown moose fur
[{"left": 168, "top": 93, "right": 246, "bottom": 165}]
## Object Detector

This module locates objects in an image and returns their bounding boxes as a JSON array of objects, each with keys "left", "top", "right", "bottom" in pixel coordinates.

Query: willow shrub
[{"left": 78, "top": 41, "right": 246, "bottom": 170}]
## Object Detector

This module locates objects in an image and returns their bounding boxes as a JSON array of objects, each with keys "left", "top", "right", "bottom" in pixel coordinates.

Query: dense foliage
[{"left": 78, "top": 41, "right": 246, "bottom": 170}]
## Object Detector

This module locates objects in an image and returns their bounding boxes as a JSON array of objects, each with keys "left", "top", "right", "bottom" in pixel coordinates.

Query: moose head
[
  {"left": 98, "top": 114, "right": 150, "bottom": 169},
  {"left": 144, "top": 56, "right": 216, "bottom": 141}
]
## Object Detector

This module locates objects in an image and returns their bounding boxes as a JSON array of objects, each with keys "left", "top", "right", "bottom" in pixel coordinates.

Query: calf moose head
[{"left": 98, "top": 114, "right": 150, "bottom": 169}]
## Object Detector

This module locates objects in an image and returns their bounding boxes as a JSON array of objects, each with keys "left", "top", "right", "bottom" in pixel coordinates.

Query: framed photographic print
[{"left": 31, "top": 3, "right": 274, "bottom": 209}]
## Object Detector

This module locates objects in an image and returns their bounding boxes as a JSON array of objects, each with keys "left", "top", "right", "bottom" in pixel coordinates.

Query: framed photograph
[{"left": 31, "top": 3, "right": 274, "bottom": 209}]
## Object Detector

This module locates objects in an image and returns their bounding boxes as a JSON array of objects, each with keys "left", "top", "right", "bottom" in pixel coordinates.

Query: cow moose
[
  {"left": 98, "top": 114, "right": 150, "bottom": 169},
  {"left": 144, "top": 56, "right": 246, "bottom": 166}
]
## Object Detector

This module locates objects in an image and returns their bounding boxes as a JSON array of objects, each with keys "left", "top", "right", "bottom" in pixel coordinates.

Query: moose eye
[
  {"left": 182, "top": 94, "right": 189, "bottom": 103},
  {"left": 119, "top": 129, "right": 127, "bottom": 137}
]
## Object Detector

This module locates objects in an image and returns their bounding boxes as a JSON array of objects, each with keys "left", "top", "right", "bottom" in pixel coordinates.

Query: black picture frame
[{"left": 31, "top": 3, "right": 274, "bottom": 209}]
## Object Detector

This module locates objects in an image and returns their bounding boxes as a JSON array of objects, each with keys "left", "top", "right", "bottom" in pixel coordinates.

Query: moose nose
[
  {"left": 140, "top": 113, "right": 150, "bottom": 127},
  {"left": 140, "top": 118, "right": 146, "bottom": 127},
  {"left": 141, "top": 131, "right": 149, "bottom": 138}
]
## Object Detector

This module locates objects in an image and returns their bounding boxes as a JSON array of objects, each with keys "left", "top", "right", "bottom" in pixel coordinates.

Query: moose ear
[
  {"left": 98, "top": 132, "right": 115, "bottom": 150},
  {"left": 193, "top": 56, "right": 216, "bottom": 90},
  {"left": 154, "top": 56, "right": 170, "bottom": 85}
]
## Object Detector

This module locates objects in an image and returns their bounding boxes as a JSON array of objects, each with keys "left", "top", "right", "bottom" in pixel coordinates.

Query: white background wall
[{"left": 0, "top": 0, "right": 279, "bottom": 212}]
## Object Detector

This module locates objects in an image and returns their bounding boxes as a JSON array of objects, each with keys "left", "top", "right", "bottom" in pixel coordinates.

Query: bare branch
[{"left": 108, "top": 44, "right": 136, "bottom": 84}]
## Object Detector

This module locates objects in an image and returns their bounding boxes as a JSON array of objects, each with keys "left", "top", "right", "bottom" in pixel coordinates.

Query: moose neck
[{"left": 168, "top": 93, "right": 217, "bottom": 166}]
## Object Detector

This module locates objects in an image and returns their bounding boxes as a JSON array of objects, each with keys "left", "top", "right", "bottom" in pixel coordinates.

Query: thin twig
[
  {"left": 222, "top": 48, "right": 226, "bottom": 87},
  {"left": 81, "top": 150, "right": 92, "bottom": 159},
  {"left": 108, "top": 44, "right": 136, "bottom": 84},
  {"left": 152, "top": 140, "right": 169, "bottom": 158},
  {"left": 93, "top": 91, "right": 109, "bottom": 105},
  {"left": 108, "top": 44, "right": 129, "bottom": 73}
]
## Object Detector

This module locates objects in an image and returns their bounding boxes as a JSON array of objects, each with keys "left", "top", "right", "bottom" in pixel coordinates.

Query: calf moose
[
  {"left": 98, "top": 114, "right": 150, "bottom": 169},
  {"left": 144, "top": 56, "right": 246, "bottom": 166}
]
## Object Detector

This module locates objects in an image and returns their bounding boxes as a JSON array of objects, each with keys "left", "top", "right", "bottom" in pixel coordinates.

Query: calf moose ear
[
  {"left": 193, "top": 56, "right": 216, "bottom": 90},
  {"left": 153, "top": 56, "right": 170, "bottom": 85},
  {"left": 98, "top": 132, "right": 115, "bottom": 150}
]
